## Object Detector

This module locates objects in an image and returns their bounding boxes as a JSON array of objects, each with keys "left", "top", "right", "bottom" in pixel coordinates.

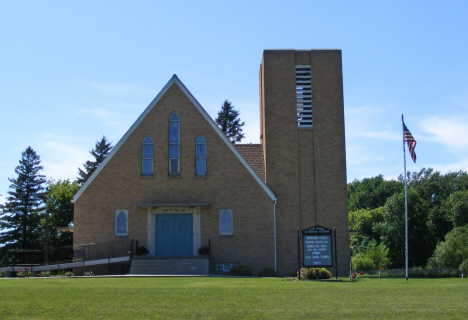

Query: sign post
[
  {"left": 297, "top": 228, "right": 300, "bottom": 279},
  {"left": 334, "top": 227, "right": 338, "bottom": 279}
]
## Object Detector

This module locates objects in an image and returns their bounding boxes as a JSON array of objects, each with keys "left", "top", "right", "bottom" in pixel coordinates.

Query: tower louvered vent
[{"left": 296, "top": 65, "right": 312, "bottom": 127}]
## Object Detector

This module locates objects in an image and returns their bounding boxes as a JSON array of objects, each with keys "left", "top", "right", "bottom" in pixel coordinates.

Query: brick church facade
[{"left": 72, "top": 49, "right": 349, "bottom": 276}]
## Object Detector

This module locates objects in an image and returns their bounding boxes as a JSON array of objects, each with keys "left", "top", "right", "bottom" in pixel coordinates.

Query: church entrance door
[{"left": 155, "top": 214, "right": 193, "bottom": 256}]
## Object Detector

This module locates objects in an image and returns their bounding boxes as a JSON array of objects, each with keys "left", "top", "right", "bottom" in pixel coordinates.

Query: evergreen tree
[
  {"left": 77, "top": 136, "right": 113, "bottom": 185},
  {"left": 0, "top": 147, "right": 46, "bottom": 265},
  {"left": 215, "top": 100, "right": 245, "bottom": 143}
]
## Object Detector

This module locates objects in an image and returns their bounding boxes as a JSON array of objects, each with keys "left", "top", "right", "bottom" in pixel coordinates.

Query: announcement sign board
[{"left": 302, "top": 225, "right": 333, "bottom": 267}]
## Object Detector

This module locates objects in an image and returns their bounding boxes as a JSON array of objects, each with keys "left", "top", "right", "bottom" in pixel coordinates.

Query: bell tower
[{"left": 259, "top": 49, "right": 349, "bottom": 276}]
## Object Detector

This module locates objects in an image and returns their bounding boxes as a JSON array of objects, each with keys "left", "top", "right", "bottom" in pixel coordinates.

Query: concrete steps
[{"left": 130, "top": 256, "right": 209, "bottom": 275}]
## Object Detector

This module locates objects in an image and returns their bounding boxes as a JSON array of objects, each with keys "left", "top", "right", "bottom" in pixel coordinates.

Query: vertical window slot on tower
[{"left": 296, "top": 65, "right": 312, "bottom": 128}]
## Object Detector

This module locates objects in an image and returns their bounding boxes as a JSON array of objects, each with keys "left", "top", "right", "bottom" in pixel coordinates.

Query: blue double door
[{"left": 156, "top": 214, "right": 193, "bottom": 256}]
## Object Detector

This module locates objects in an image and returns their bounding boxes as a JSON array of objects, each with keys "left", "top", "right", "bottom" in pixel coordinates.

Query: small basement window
[
  {"left": 296, "top": 65, "right": 312, "bottom": 128},
  {"left": 215, "top": 263, "right": 239, "bottom": 275}
]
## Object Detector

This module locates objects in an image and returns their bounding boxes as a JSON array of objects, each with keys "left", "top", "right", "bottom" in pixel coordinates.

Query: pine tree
[
  {"left": 0, "top": 147, "right": 46, "bottom": 265},
  {"left": 77, "top": 136, "right": 113, "bottom": 185},
  {"left": 215, "top": 100, "right": 245, "bottom": 143}
]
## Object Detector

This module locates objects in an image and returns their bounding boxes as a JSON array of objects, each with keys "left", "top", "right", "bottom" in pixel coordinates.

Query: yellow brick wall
[
  {"left": 261, "top": 50, "right": 350, "bottom": 276},
  {"left": 74, "top": 83, "right": 275, "bottom": 275},
  {"left": 74, "top": 49, "right": 350, "bottom": 277}
]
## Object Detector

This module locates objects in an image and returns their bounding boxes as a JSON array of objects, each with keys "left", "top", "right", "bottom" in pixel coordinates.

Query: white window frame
[
  {"left": 115, "top": 209, "right": 128, "bottom": 236},
  {"left": 219, "top": 209, "right": 233, "bottom": 236}
]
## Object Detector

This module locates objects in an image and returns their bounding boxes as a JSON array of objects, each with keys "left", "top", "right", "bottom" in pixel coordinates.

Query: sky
[{"left": 1, "top": 1, "right": 467, "bottom": 204}]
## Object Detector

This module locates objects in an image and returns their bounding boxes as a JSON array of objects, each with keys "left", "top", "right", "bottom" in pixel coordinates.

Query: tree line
[
  {"left": 0, "top": 137, "right": 113, "bottom": 265},
  {"left": 349, "top": 169, "right": 468, "bottom": 272}
]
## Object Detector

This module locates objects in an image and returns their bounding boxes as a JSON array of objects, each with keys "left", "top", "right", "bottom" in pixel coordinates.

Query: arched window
[
  {"left": 195, "top": 135, "right": 206, "bottom": 176},
  {"left": 142, "top": 135, "right": 153, "bottom": 176},
  {"left": 115, "top": 210, "right": 128, "bottom": 236},
  {"left": 220, "top": 209, "right": 233, "bottom": 236},
  {"left": 169, "top": 112, "right": 180, "bottom": 175}
]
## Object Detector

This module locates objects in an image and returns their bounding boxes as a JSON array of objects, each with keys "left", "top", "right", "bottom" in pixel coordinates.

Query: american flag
[{"left": 403, "top": 121, "right": 417, "bottom": 163}]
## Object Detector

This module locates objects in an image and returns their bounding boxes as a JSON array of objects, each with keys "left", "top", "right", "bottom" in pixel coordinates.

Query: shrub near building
[{"left": 299, "top": 268, "right": 332, "bottom": 280}]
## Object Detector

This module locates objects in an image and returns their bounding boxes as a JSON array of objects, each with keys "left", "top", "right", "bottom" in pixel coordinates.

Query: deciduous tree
[
  {"left": 375, "top": 190, "right": 435, "bottom": 268},
  {"left": 427, "top": 226, "right": 468, "bottom": 269},
  {"left": 445, "top": 190, "right": 468, "bottom": 228},
  {"left": 347, "top": 175, "right": 402, "bottom": 212},
  {"left": 42, "top": 179, "right": 79, "bottom": 263}
]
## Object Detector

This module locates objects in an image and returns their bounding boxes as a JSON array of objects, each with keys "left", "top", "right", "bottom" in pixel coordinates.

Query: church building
[{"left": 72, "top": 49, "right": 349, "bottom": 276}]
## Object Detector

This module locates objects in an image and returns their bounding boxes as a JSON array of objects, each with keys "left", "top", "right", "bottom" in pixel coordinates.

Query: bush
[
  {"left": 16, "top": 268, "right": 31, "bottom": 278},
  {"left": 83, "top": 270, "right": 94, "bottom": 276},
  {"left": 258, "top": 267, "right": 278, "bottom": 277},
  {"left": 37, "top": 270, "right": 52, "bottom": 277},
  {"left": 136, "top": 246, "right": 149, "bottom": 256},
  {"left": 299, "top": 268, "right": 332, "bottom": 280},
  {"left": 56, "top": 270, "right": 74, "bottom": 277},
  {"left": 351, "top": 240, "right": 390, "bottom": 270},
  {"left": 427, "top": 227, "right": 468, "bottom": 269},
  {"left": 379, "top": 267, "right": 461, "bottom": 278},
  {"left": 228, "top": 265, "right": 252, "bottom": 276},
  {"left": 349, "top": 272, "right": 360, "bottom": 282},
  {"left": 0, "top": 270, "right": 7, "bottom": 278}
]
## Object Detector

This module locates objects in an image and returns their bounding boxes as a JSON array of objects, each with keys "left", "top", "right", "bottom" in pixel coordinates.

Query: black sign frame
[{"left": 302, "top": 225, "right": 333, "bottom": 268}]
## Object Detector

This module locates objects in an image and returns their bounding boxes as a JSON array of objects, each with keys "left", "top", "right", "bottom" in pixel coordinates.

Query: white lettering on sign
[{"left": 303, "top": 234, "right": 332, "bottom": 267}]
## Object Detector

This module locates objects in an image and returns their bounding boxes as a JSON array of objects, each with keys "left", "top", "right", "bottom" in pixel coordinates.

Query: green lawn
[{"left": 0, "top": 277, "right": 467, "bottom": 319}]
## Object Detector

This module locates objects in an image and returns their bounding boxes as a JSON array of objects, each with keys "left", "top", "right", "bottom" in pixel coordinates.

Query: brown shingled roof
[{"left": 234, "top": 144, "right": 265, "bottom": 182}]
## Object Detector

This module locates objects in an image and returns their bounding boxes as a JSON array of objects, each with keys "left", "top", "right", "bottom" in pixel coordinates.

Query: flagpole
[{"left": 402, "top": 114, "right": 409, "bottom": 281}]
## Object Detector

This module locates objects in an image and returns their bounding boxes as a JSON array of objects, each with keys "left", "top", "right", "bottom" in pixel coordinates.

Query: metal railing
[
  {"left": 0, "top": 239, "right": 135, "bottom": 267},
  {"left": 73, "top": 239, "right": 135, "bottom": 262}
]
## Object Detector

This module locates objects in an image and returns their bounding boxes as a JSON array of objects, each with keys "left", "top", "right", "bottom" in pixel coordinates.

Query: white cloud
[
  {"left": 422, "top": 158, "right": 468, "bottom": 176},
  {"left": 79, "top": 108, "right": 137, "bottom": 134},
  {"left": 345, "top": 104, "right": 400, "bottom": 141},
  {"left": 36, "top": 135, "right": 91, "bottom": 183},
  {"left": 419, "top": 116, "right": 468, "bottom": 151}
]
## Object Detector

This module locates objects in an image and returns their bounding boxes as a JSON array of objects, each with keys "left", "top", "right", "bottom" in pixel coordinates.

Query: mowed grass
[{"left": 0, "top": 277, "right": 467, "bottom": 319}]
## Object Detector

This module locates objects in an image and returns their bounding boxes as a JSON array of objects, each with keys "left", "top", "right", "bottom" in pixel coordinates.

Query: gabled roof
[
  {"left": 234, "top": 144, "right": 265, "bottom": 182},
  {"left": 72, "top": 75, "right": 276, "bottom": 202}
]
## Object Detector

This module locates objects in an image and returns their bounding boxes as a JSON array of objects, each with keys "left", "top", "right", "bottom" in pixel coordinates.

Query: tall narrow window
[
  {"left": 195, "top": 135, "right": 206, "bottom": 176},
  {"left": 115, "top": 209, "right": 128, "bottom": 236},
  {"left": 169, "top": 112, "right": 180, "bottom": 175},
  {"left": 142, "top": 135, "right": 153, "bottom": 176},
  {"left": 220, "top": 209, "right": 233, "bottom": 236},
  {"left": 296, "top": 65, "right": 313, "bottom": 128}
]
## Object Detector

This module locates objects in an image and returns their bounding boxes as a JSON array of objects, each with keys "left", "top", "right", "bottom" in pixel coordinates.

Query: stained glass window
[
  {"left": 169, "top": 112, "right": 180, "bottom": 174},
  {"left": 142, "top": 135, "right": 153, "bottom": 176},
  {"left": 220, "top": 209, "right": 233, "bottom": 235},
  {"left": 195, "top": 135, "right": 206, "bottom": 176},
  {"left": 115, "top": 210, "right": 128, "bottom": 236}
]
